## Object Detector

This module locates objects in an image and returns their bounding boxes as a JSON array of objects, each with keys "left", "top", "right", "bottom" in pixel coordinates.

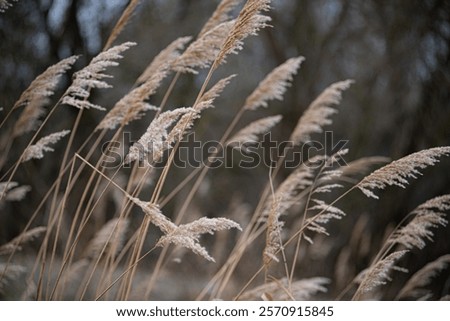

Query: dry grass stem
[{"left": 262, "top": 157, "right": 320, "bottom": 219}]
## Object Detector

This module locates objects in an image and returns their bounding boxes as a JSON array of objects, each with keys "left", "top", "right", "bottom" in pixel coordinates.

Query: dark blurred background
[{"left": 1, "top": 0, "right": 450, "bottom": 299}]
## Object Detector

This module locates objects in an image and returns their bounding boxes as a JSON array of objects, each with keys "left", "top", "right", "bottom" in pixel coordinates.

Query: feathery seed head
[
  {"left": 13, "top": 55, "right": 79, "bottom": 110},
  {"left": 172, "top": 20, "right": 235, "bottom": 74},
  {"left": 22, "top": 130, "right": 71, "bottom": 162},
  {"left": 388, "top": 195, "right": 450, "bottom": 250},
  {"left": 103, "top": 0, "right": 141, "bottom": 50},
  {"left": 290, "top": 79, "right": 354, "bottom": 145},
  {"left": 215, "top": 0, "right": 272, "bottom": 66},
  {"left": 227, "top": 115, "right": 282, "bottom": 147},
  {"left": 128, "top": 196, "right": 240, "bottom": 262},
  {"left": 397, "top": 254, "right": 450, "bottom": 299},
  {"left": 0, "top": 182, "right": 29, "bottom": 204},
  {"left": 166, "top": 75, "right": 236, "bottom": 146},
  {"left": 3, "top": 185, "right": 31, "bottom": 202},
  {"left": 62, "top": 42, "right": 136, "bottom": 110},
  {"left": 0, "top": 0, "right": 18, "bottom": 13},
  {"left": 355, "top": 250, "right": 408, "bottom": 297},
  {"left": 85, "top": 218, "right": 129, "bottom": 259},
  {"left": 137, "top": 36, "right": 192, "bottom": 85},
  {"left": 0, "top": 181, "right": 18, "bottom": 195},
  {"left": 244, "top": 56, "right": 304, "bottom": 110},
  {"left": 98, "top": 71, "right": 164, "bottom": 131},
  {"left": 198, "top": 0, "right": 242, "bottom": 38},
  {"left": 263, "top": 195, "right": 283, "bottom": 265},
  {"left": 0, "top": 226, "right": 46, "bottom": 255},
  {"left": 128, "top": 197, "right": 176, "bottom": 234},
  {"left": 157, "top": 217, "right": 241, "bottom": 262},
  {"left": 12, "top": 97, "right": 48, "bottom": 138},
  {"left": 239, "top": 277, "right": 329, "bottom": 300},
  {"left": 358, "top": 147, "right": 450, "bottom": 199},
  {"left": 126, "top": 107, "right": 194, "bottom": 165}
]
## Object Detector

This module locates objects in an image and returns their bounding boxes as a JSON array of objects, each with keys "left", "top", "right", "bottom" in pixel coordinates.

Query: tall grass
[{"left": 0, "top": 0, "right": 449, "bottom": 300}]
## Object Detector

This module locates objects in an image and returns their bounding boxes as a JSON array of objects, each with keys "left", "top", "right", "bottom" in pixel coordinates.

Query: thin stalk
[
  {"left": 0, "top": 105, "right": 16, "bottom": 130},
  {"left": 95, "top": 246, "right": 157, "bottom": 301},
  {"left": 45, "top": 107, "right": 84, "bottom": 298}
]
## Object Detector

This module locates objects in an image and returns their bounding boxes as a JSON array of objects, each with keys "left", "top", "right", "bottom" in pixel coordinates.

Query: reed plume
[
  {"left": 22, "top": 130, "right": 70, "bottom": 162},
  {"left": 129, "top": 197, "right": 241, "bottom": 262},
  {"left": 98, "top": 72, "right": 164, "bottom": 131},
  {"left": 354, "top": 250, "right": 408, "bottom": 299},
  {"left": 358, "top": 147, "right": 450, "bottom": 199},
  {"left": 137, "top": 36, "right": 192, "bottom": 85},
  {"left": 12, "top": 55, "right": 78, "bottom": 111},
  {"left": 215, "top": 0, "right": 272, "bottom": 66},
  {"left": 239, "top": 277, "right": 329, "bottom": 300},
  {"left": 388, "top": 195, "right": 449, "bottom": 250},
  {"left": 198, "top": 0, "right": 241, "bottom": 38},
  {"left": 84, "top": 218, "right": 129, "bottom": 260},
  {"left": 263, "top": 195, "right": 283, "bottom": 265},
  {"left": 227, "top": 115, "right": 282, "bottom": 147},
  {"left": 0, "top": 0, "right": 18, "bottom": 13},
  {"left": 166, "top": 75, "right": 236, "bottom": 145},
  {"left": 244, "top": 57, "right": 304, "bottom": 111},
  {"left": 172, "top": 21, "right": 235, "bottom": 74},
  {"left": 125, "top": 107, "right": 194, "bottom": 165},
  {"left": 62, "top": 42, "right": 136, "bottom": 110},
  {"left": 0, "top": 227, "right": 46, "bottom": 255},
  {"left": 290, "top": 79, "right": 353, "bottom": 145},
  {"left": 12, "top": 98, "right": 48, "bottom": 138},
  {"left": 396, "top": 254, "right": 450, "bottom": 300}
]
